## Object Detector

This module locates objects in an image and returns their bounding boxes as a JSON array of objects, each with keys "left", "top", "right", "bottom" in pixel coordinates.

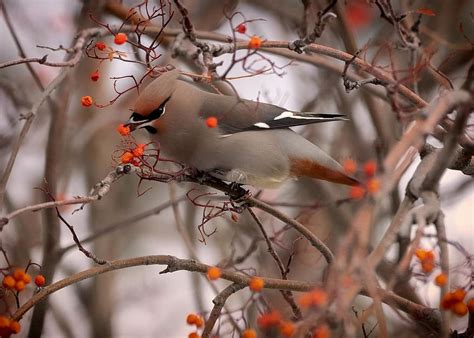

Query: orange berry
[
  {"left": 22, "top": 273, "right": 31, "bottom": 284},
  {"left": 441, "top": 292, "right": 455, "bottom": 310},
  {"left": 363, "top": 160, "right": 377, "bottom": 177},
  {"left": 248, "top": 35, "right": 262, "bottom": 49},
  {"left": 90, "top": 71, "right": 100, "bottom": 82},
  {"left": 9, "top": 320, "right": 21, "bottom": 334},
  {"left": 257, "top": 310, "right": 281, "bottom": 329},
  {"left": 12, "top": 269, "right": 26, "bottom": 281},
  {"left": 279, "top": 321, "right": 296, "bottom": 337},
  {"left": 415, "top": 249, "right": 427, "bottom": 261},
  {"left": 186, "top": 314, "right": 198, "bottom": 325},
  {"left": 117, "top": 124, "right": 131, "bottom": 136},
  {"left": 120, "top": 152, "right": 134, "bottom": 164},
  {"left": 452, "top": 302, "right": 468, "bottom": 316},
  {"left": 298, "top": 289, "right": 328, "bottom": 308},
  {"left": 235, "top": 23, "right": 247, "bottom": 34},
  {"left": 81, "top": 95, "right": 93, "bottom": 107},
  {"left": 34, "top": 274, "right": 46, "bottom": 287},
  {"left": 467, "top": 298, "right": 474, "bottom": 312},
  {"left": 312, "top": 325, "right": 330, "bottom": 338},
  {"left": 231, "top": 213, "right": 239, "bottom": 222},
  {"left": 242, "top": 329, "right": 257, "bottom": 338},
  {"left": 95, "top": 41, "right": 106, "bottom": 50},
  {"left": 343, "top": 159, "right": 357, "bottom": 175},
  {"left": 366, "top": 178, "right": 380, "bottom": 194},
  {"left": 188, "top": 332, "right": 200, "bottom": 338},
  {"left": 2, "top": 275, "right": 15, "bottom": 289},
  {"left": 205, "top": 117, "right": 218, "bottom": 128},
  {"left": 249, "top": 277, "right": 265, "bottom": 292},
  {"left": 425, "top": 250, "right": 435, "bottom": 261},
  {"left": 15, "top": 280, "right": 25, "bottom": 292},
  {"left": 114, "top": 33, "right": 127, "bottom": 45},
  {"left": 298, "top": 292, "right": 313, "bottom": 308},
  {"left": 434, "top": 273, "right": 447, "bottom": 287},
  {"left": 186, "top": 313, "right": 204, "bottom": 328},
  {"left": 311, "top": 289, "right": 328, "bottom": 306},
  {"left": 421, "top": 260, "right": 434, "bottom": 273},
  {"left": 0, "top": 316, "right": 11, "bottom": 328},
  {"left": 194, "top": 316, "right": 204, "bottom": 328},
  {"left": 349, "top": 185, "right": 365, "bottom": 200},
  {"left": 452, "top": 288, "right": 467, "bottom": 302},
  {"left": 132, "top": 144, "right": 145, "bottom": 157},
  {"left": 207, "top": 266, "right": 222, "bottom": 280}
]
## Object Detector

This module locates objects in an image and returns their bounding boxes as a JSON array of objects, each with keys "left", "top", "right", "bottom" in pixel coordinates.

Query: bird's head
[{"left": 124, "top": 68, "right": 179, "bottom": 134}]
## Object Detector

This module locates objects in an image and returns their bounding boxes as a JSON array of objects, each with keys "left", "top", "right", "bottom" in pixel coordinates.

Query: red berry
[
  {"left": 90, "top": 71, "right": 100, "bottom": 82},
  {"left": 235, "top": 23, "right": 247, "bottom": 34},
  {"left": 363, "top": 160, "right": 377, "bottom": 177},
  {"left": 95, "top": 41, "right": 106, "bottom": 50}
]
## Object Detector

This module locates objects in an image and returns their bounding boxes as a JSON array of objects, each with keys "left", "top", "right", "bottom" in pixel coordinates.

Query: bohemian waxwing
[{"left": 124, "top": 68, "right": 357, "bottom": 188}]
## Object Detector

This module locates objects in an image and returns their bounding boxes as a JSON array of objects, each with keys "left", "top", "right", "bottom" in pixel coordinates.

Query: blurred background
[{"left": 0, "top": 0, "right": 472, "bottom": 337}]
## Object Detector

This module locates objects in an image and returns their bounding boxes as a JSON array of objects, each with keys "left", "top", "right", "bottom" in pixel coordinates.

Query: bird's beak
[
  {"left": 123, "top": 118, "right": 141, "bottom": 132},
  {"left": 124, "top": 118, "right": 152, "bottom": 132}
]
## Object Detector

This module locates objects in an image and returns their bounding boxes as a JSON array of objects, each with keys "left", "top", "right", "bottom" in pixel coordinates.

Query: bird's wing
[{"left": 200, "top": 94, "right": 347, "bottom": 134}]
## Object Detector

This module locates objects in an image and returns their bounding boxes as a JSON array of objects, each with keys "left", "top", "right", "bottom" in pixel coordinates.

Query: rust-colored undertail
[{"left": 290, "top": 158, "right": 359, "bottom": 186}]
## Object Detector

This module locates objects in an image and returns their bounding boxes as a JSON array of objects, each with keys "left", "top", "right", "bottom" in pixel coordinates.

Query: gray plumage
[{"left": 125, "top": 69, "right": 357, "bottom": 188}]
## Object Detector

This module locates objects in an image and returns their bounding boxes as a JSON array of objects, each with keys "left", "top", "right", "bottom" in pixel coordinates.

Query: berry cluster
[
  {"left": 1, "top": 268, "right": 46, "bottom": 336},
  {"left": 2, "top": 269, "right": 45, "bottom": 292},
  {"left": 415, "top": 248, "right": 435, "bottom": 273},
  {"left": 256, "top": 310, "right": 296, "bottom": 337},
  {"left": 441, "top": 289, "right": 473, "bottom": 317},
  {"left": 343, "top": 160, "right": 380, "bottom": 200}
]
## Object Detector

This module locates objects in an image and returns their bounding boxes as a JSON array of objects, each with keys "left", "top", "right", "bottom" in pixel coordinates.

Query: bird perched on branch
[{"left": 124, "top": 68, "right": 357, "bottom": 188}]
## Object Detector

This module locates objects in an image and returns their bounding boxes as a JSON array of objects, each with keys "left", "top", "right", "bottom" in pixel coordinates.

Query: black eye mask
[
  {"left": 148, "top": 95, "right": 172, "bottom": 121},
  {"left": 128, "top": 95, "right": 172, "bottom": 123},
  {"left": 128, "top": 112, "right": 148, "bottom": 123},
  {"left": 143, "top": 126, "right": 157, "bottom": 134}
]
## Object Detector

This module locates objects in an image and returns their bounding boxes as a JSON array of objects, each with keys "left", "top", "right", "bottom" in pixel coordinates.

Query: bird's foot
[{"left": 228, "top": 182, "right": 251, "bottom": 209}]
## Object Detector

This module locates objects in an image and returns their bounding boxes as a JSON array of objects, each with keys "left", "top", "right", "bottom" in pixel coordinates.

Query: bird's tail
[{"left": 290, "top": 158, "right": 359, "bottom": 186}]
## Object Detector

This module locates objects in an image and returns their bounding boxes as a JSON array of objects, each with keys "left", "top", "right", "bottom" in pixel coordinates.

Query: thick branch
[{"left": 12, "top": 255, "right": 312, "bottom": 321}]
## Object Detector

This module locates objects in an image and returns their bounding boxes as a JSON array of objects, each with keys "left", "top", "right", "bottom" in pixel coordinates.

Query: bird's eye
[
  {"left": 148, "top": 95, "right": 171, "bottom": 121},
  {"left": 149, "top": 106, "right": 165, "bottom": 121}
]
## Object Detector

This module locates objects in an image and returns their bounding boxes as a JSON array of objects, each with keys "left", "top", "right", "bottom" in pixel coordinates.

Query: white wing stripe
[
  {"left": 273, "top": 111, "right": 294, "bottom": 120},
  {"left": 273, "top": 111, "right": 330, "bottom": 120},
  {"left": 254, "top": 122, "right": 270, "bottom": 128}
]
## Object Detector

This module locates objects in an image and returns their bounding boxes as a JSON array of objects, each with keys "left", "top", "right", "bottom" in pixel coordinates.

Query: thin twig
[
  {"left": 1, "top": 165, "right": 135, "bottom": 230},
  {"left": 201, "top": 283, "right": 246, "bottom": 338},
  {"left": 249, "top": 198, "right": 334, "bottom": 264},
  {"left": 247, "top": 208, "right": 302, "bottom": 320}
]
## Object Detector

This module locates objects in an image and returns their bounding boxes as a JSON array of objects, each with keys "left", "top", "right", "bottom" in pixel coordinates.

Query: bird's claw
[{"left": 228, "top": 182, "right": 251, "bottom": 209}]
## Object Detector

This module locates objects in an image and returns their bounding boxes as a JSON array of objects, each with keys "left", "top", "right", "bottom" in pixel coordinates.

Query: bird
[{"left": 124, "top": 68, "right": 358, "bottom": 188}]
